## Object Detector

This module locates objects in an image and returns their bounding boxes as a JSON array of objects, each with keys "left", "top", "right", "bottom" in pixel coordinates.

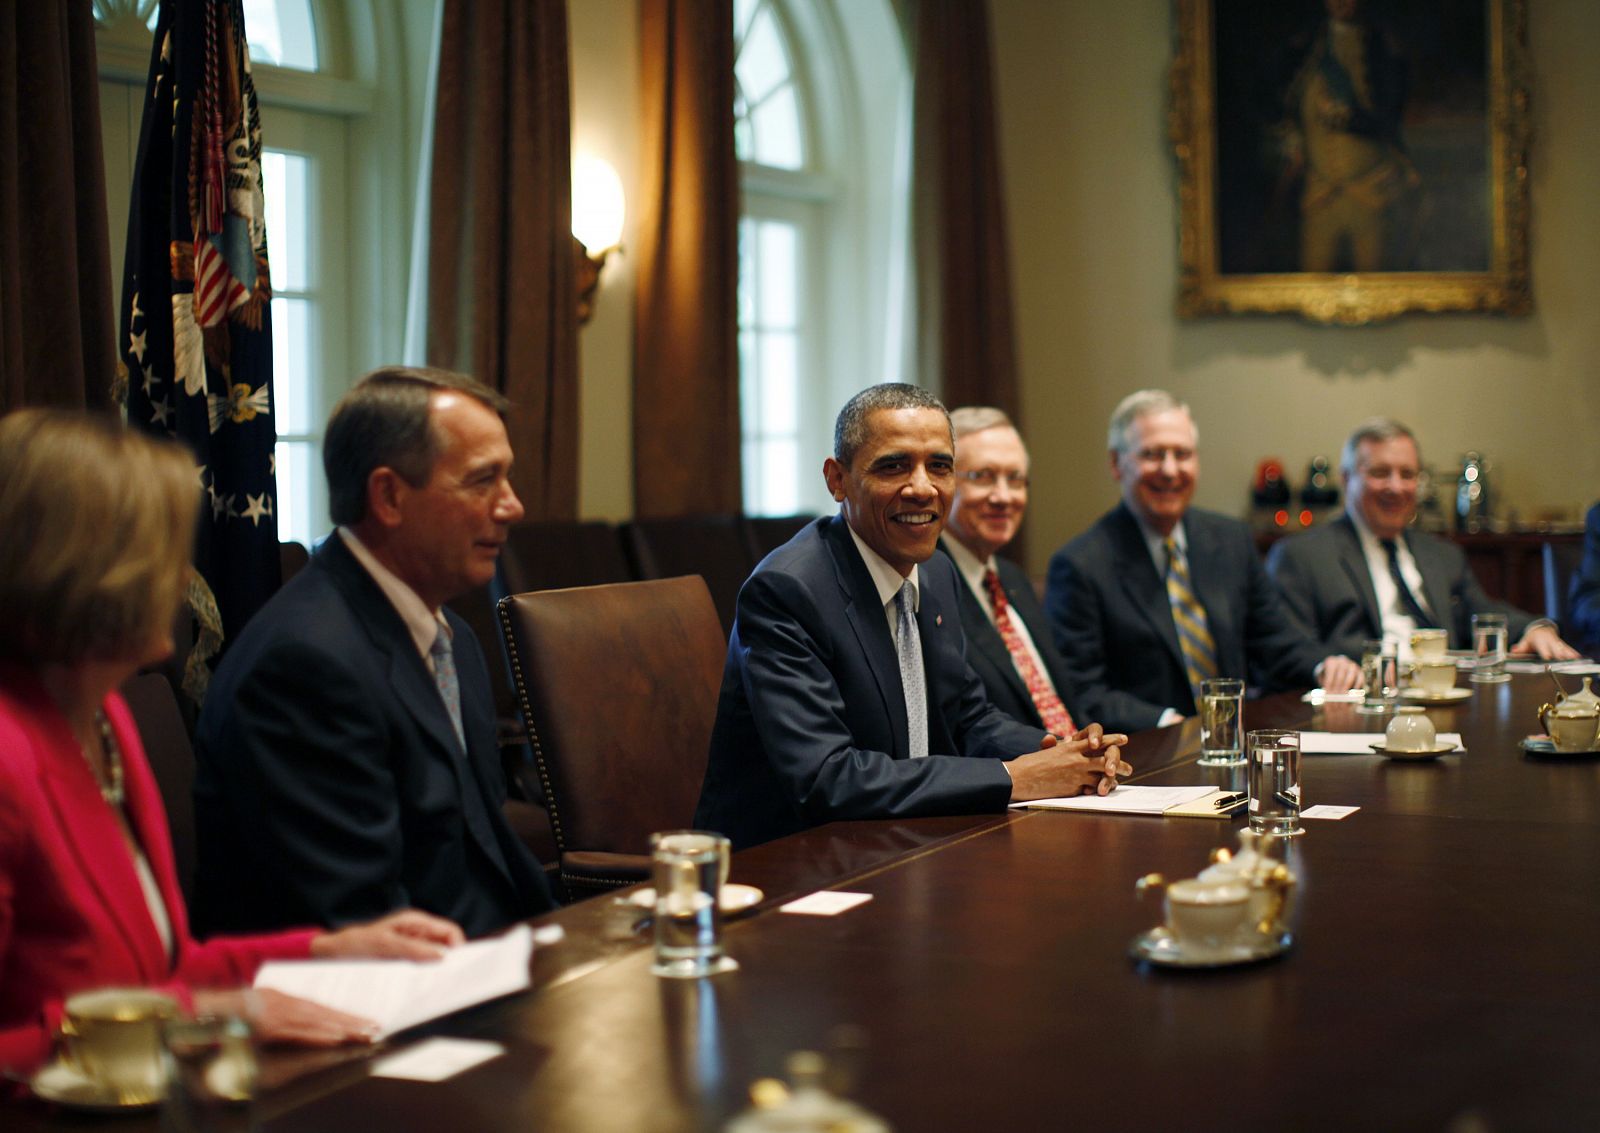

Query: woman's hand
[
  {"left": 191, "top": 989, "right": 378, "bottom": 1046},
  {"left": 310, "top": 909, "right": 465, "bottom": 962}
]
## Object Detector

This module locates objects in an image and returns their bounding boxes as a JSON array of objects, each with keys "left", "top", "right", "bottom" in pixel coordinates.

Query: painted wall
[{"left": 992, "top": 0, "right": 1600, "bottom": 574}]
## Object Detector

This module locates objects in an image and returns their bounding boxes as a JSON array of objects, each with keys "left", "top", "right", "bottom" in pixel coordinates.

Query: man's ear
[
  {"left": 823, "top": 457, "right": 848, "bottom": 503},
  {"left": 366, "top": 467, "right": 407, "bottom": 527}
]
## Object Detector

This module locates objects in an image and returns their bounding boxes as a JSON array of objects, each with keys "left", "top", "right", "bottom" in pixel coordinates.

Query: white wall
[{"left": 992, "top": 0, "right": 1600, "bottom": 574}]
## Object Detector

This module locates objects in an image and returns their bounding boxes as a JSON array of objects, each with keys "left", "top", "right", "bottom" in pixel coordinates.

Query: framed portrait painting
[{"left": 1170, "top": 0, "right": 1531, "bottom": 324}]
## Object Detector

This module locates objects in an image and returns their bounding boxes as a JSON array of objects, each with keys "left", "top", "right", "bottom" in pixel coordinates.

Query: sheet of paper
[
  {"left": 370, "top": 1038, "right": 505, "bottom": 1082},
  {"left": 1546, "top": 660, "right": 1600, "bottom": 674},
  {"left": 1301, "top": 689, "right": 1367, "bottom": 704},
  {"left": 1298, "top": 732, "right": 1464, "bottom": 754},
  {"left": 254, "top": 925, "right": 533, "bottom": 1039},
  {"left": 1011, "top": 784, "right": 1215, "bottom": 815},
  {"left": 1301, "top": 804, "right": 1360, "bottom": 820},
  {"left": 779, "top": 891, "right": 872, "bottom": 916}
]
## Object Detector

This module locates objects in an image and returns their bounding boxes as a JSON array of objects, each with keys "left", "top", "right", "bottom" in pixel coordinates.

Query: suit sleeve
[
  {"left": 1045, "top": 548, "right": 1167, "bottom": 732},
  {"left": 1570, "top": 506, "right": 1600, "bottom": 646},
  {"left": 734, "top": 569, "right": 1014, "bottom": 824},
  {"left": 216, "top": 638, "right": 412, "bottom": 928},
  {"left": 1242, "top": 545, "right": 1326, "bottom": 691}
]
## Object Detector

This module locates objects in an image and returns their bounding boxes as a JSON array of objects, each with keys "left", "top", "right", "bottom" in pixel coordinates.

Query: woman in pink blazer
[{"left": 0, "top": 410, "right": 464, "bottom": 1080}]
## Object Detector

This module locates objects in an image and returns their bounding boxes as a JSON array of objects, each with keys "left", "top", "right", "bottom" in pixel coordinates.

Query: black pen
[{"left": 1213, "top": 792, "right": 1246, "bottom": 808}]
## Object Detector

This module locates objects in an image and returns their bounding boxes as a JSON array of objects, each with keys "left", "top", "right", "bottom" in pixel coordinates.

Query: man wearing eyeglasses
[
  {"left": 1266, "top": 417, "right": 1577, "bottom": 661},
  {"left": 937, "top": 408, "right": 1080, "bottom": 733},
  {"left": 1044, "top": 390, "right": 1362, "bottom": 734}
]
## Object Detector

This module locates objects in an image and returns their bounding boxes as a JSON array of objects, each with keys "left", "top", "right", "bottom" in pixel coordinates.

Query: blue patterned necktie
[
  {"left": 430, "top": 625, "right": 466, "bottom": 753},
  {"left": 1165, "top": 537, "right": 1218, "bottom": 704},
  {"left": 895, "top": 580, "right": 928, "bottom": 759}
]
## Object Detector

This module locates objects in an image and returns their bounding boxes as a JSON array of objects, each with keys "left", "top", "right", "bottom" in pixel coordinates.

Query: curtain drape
[
  {"left": 0, "top": 1, "right": 116, "bottom": 413},
  {"left": 907, "top": 0, "right": 1020, "bottom": 422},
  {"left": 632, "top": 0, "right": 740, "bottom": 517},
  {"left": 426, "top": 0, "right": 578, "bottom": 520}
]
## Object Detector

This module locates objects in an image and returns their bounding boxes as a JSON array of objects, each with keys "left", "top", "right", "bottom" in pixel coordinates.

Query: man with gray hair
[
  {"left": 195, "top": 366, "right": 557, "bottom": 937},
  {"left": 1045, "top": 390, "right": 1361, "bottom": 734},
  {"left": 696, "top": 383, "right": 1130, "bottom": 849},
  {"left": 1267, "top": 416, "right": 1576, "bottom": 661}
]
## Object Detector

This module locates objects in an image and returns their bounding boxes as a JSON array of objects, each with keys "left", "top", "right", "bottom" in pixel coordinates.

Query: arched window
[{"left": 734, "top": 0, "right": 911, "bottom": 516}]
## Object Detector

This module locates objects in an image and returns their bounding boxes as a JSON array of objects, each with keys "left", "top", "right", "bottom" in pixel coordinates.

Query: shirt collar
[
  {"left": 939, "top": 533, "right": 993, "bottom": 593},
  {"left": 845, "top": 521, "right": 920, "bottom": 611},
  {"left": 1347, "top": 508, "right": 1400, "bottom": 556},
  {"left": 338, "top": 527, "right": 451, "bottom": 660},
  {"left": 1134, "top": 514, "right": 1188, "bottom": 574}
]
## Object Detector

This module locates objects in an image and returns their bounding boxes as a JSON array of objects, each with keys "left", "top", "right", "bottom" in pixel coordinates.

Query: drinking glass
[
  {"left": 651, "top": 830, "right": 738, "bottom": 979},
  {"left": 1470, "top": 613, "right": 1510, "bottom": 683},
  {"left": 1356, "top": 638, "right": 1399, "bottom": 714},
  {"left": 1247, "top": 729, "right": 1303, "bottom": 837},
  {"left": 1198, "top": 678, "right": 1245, "bottom": 766},
  {"left": 162, "top": 1015, "right": 255, "bottom": 1132}
]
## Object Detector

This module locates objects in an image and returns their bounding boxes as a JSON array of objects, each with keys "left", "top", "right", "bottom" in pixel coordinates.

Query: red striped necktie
[{"left": 983, "top": 568, "right": 1076, "bottom": 737}]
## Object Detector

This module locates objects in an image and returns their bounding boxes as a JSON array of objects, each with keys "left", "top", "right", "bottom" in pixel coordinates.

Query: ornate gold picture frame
[{"left": 1170, "top": 0, "right": 1530, "bottom": 325}]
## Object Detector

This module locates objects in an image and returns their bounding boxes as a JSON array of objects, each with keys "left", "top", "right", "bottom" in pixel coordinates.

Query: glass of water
[
  {"left": 1247, "top": 729, "right": 1303, "bottom": 837},
  {"left": 1198, "top": 678, "right": 1245, "bottom": 765},
  {"left": 162, "top": 1015, "right": 255, "bottom": 1133},
  {"left": 651, "top": 830, "right": 739, "bottom": 979},
  {"left": 1356, "top": 638, "right": 1399, "bottom": 714},
  {"left": 1470, "top": 612, "right": 1510, "bottom": 683}
]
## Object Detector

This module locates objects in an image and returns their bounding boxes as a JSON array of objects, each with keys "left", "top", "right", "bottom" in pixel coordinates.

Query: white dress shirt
[
  {"left": 845, "top": 522, "right": 920, "bottom": 638},
  {"left": 1347, "top": 511, "right": 1434, "bottom": 659},
  {"left": 339, "top": 527, "right": 453, "bottom": 669}
]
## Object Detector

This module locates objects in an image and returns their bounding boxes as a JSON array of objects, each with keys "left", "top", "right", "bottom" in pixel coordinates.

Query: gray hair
[
  {"left": 1107, "top": 389, "right": 1196, "bottom": 455},
  {"left": 833, "top": 383, "right": 951, "bottom": 466},
  {"left": 324, "top": 365, "right": 510, "bottom": 526},
  {"left": 949, "top": 406, "right": 1014, "bottom": 441},
  {"left": 1340, "top": 417, "right": 1419, "bottom": 477}
]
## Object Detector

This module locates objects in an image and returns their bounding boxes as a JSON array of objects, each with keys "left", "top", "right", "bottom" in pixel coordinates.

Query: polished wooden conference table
[{"left": 14, "top": 674, "right": 1600, "bottom": 1131}]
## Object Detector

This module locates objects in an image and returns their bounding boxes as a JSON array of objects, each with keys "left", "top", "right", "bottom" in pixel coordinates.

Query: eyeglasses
[
  {"left": 1132, "top": 446, "right": 1196, "bottom": 467},
  {"left": 958, "top": 469, "right": 1029, "bottom": 490}
]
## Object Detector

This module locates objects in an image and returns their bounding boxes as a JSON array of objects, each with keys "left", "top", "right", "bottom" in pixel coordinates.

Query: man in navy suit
[
  {"left": 937, "top": 407, "right": 1079, "bottom": 733},
  {"left": 695, "top": 384, "right": 1129, "bottom": 850},
  {"left": 195, "top": 367, "right": 556, "bottom": 937},
  {"left": 1267, "top": 417, "right": 1576, "bottom": 662},
  {"left": 1045, "top": 390, "right": 1361, "bottom": 734}
]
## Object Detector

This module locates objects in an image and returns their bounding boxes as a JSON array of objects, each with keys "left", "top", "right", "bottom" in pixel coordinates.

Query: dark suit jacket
[
  {"left": 193, "top": 533, "right": 554, "bottom": 938},
  {"left": 694, "top": 516, "right": 1045, "bottom": 849},
  {"left": 935, "top": 542, "right": 1080, "bottom": 731},
  {"left": 1044, "top": 504, "right": 1325, "bottom": 734},
  {"left": 1568, "top": 502, "right": 1600, "bottom": 653},
  {"left": 1265, "top": 513, "right": 1536, "bottom": 659},
  {"left": 1, "top": 668, "right": 313, "bottom": 1075}
]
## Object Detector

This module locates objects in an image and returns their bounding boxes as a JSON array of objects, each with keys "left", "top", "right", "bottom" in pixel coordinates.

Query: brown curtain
[
  {"left": 426, "top": 0, "right": 578, "bottom": 520},
  {"left": 0, "top": 1, "right": 116, "bottom": 413},
  {"left": 907, "top": 0, "right": 1019, "bottom": 422},
  {"left": 633, "top": 0, "right": 740, "bottom": 517}
]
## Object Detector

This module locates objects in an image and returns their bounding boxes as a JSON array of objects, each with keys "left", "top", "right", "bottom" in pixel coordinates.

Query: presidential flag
[{"left": 121, "top": 0, "right": 280, "bottom": 699}]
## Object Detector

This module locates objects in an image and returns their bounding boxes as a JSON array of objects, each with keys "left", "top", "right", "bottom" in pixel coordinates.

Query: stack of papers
[
  {"left": 1011, "top": 784, "right": 1216, "bottom": 815},
  {"left": 255, "top": 925, "right": 535, "bottom": 1039}
]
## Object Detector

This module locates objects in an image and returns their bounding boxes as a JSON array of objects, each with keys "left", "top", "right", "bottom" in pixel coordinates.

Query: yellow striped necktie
[{"left": 1164, "top": 537, "right": 1217, "bottom": 702}]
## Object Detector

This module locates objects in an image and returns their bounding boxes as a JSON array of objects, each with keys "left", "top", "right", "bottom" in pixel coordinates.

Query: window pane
[
  {"left": 738, "top": 328, "right": 759, "bottom": 428},
  {"left": 758, "top": 438, "right": 800, "bottom": 516},
  {"left": 270, "top": 297, "right": 313, "bottom": 433},
  {"left": 273, "top": 440, "right": 314, "bottom": 547},
  {"left": 244, "top": 0, "right": 318, "bottom": 71},
  {"left": 738, "top": 217, "right": 757, "bottom": 327},
  {"left": 734, "top": 0, "right": 759, "bottom": 42},
  {"left": 751, "top": 84, "right": 803, "bottom": 169},
  {"left": 736, "top": 9, "right": 788, "bottom": 108},
  {"left": 261, "top": 150, "right": 309, "bottom": 292},
  {"left": 758, "top": 221, "right": 797, "bottom": 328},
  {"left": 758, "top": 332, "right": 799, "bottom": 435}
]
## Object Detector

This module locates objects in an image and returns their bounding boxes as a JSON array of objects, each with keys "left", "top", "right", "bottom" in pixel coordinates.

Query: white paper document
[
  {"left": 1301, "top": 804, "right": 1360, "bottom": 820},
  {"left": 371, "top": 1038, "right": 506, "bottom": 1082},
  {"left": 254, "top": 925, "right": 534, "bottom": 1039},
  {"left": 1301, "top": 689, "right": 1367, "bottom": 705},
  {"left": 1011, "top": 784, "right": 1216, "bottom": 815},
  {"left": 1298, "top": 732, "right": 1464, "bottom": 754},
  {"left": 779, "top": 891, "right": 873, "bottom": 916}
]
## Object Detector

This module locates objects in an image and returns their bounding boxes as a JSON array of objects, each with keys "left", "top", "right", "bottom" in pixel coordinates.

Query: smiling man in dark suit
[
  {"left": 1267, "top": 417, "right": 1577, "bottom": 661},
  {"left": 937, "top": 407, "right": 1079, "bottom": 735},
  {"left": 1045, "top": 390, "right": 1361, "bottom": 735},
  {"left": 695, "top": 384, "right": 1129, "bottom": 850},
  {"left": 194, "top": 367, "right": 556, "bottom": 937}
]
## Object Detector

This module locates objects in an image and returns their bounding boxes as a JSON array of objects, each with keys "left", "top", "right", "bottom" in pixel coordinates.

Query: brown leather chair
[
  {"left": 621, "top": 516, "right": 755, "bottom": 634},
  {"left": 497, "top": 576, "right": 724, "bottom": 900},
  {"left": 743, "top": 514, "right": 816, "bottom": 563},
  {"left": 119, "top": 673, "right": 198, "bottom": 904}
]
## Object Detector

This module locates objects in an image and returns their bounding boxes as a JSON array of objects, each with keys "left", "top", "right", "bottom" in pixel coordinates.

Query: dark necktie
[
  {"left": 1381, "top": 538, "right": 1437, "bottom": 629},
  {"left": 983, "top": 568, "right": 1076, "bottom": 737}
]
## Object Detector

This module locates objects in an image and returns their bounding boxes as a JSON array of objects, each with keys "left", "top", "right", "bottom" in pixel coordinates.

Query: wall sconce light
[{"left": 572, "top": 153, "right": 625, "bottom": 325}]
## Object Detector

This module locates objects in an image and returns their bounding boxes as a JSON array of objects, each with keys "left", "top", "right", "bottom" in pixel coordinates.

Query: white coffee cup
[
  {"left": 1410, "top": 628, "right": 1449, "bottom": 659},
  {"left": 1385, "top": 706, "right": 1437, "bottom": 752},
  {"left": 60, "top": 988, "right": 177, "bottom": 1104},
  {"left": 1164, "top": 879, "right": 1252, "bottom": 951},
  {"left": 1412, "top": 658, "right": 1456, "bottom": 695}
]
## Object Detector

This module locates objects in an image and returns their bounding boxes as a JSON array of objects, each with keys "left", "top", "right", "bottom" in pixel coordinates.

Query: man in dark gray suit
[
  {"left": 694, "top": 384, "right": 1129, "bottom": 850},
  {"left": 1045, "top": 391, "right": 1361, "bottom": 734},
  {"left": 1267, "top": 417, "right": 1577, "bottom": 661},
  {"left": 937, "top": 407, "right": 1080, "bottom": 734}
]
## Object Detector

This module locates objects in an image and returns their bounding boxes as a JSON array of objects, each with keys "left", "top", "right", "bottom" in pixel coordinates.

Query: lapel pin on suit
[{"left": 936, "top": 614, "right": 943, "bottom": 626}]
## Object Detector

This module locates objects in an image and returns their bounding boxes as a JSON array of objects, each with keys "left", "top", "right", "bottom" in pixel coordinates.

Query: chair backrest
[
  {"left": 743, "top": 514, "right": 817, "bottom": 564},
  {"left": 118, "top": 673, "right": 197, "bottom": 903},
  {"left": 497, "top": 576, "right": 724, "bottom": 860},
  {"left": 501, "top": 520, "right": 634, "bottom": 594},
  {"left": 279, "top": 540, "right": 310, "bottom": 586},
  {"left": 622, "top": 515, "right": 756, "bottom": 633}
]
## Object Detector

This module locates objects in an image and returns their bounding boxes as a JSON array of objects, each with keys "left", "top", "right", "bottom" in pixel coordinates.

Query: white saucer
[
  {"left": 1368, "top": 742, "right": 1458, "bottom": 761},
  {"left": 1400, "top": 687, "right": 1472, "bottom": 705},
  {"left": 30, "top": 1057, "right": 164, "bottom": 1112},
  {"left": 1519, "top": 736, "right": 1600, "bottom": 759},
  {"left": 627, "top": 883, "right": 765, "bottom": 917},
  {"left": 1128, "top": 927, "right": 1291, "bottom": 969}
]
